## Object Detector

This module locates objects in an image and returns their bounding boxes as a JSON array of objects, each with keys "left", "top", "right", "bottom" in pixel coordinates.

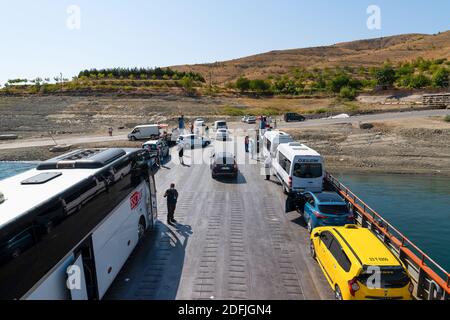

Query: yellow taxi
[{"left": 310, "top": 225, "right": 414, "bottom": 300}]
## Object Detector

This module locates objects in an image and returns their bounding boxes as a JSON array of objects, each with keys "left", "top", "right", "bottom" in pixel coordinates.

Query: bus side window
[
  {"left": 0, "top": 218, "right": 41, "bottom": 299},
  {"left": 34, "top": 199, "right": 66, "bottom": 236},
  {"left": 0, "top": 223, "right": 37, "bottom": 264}
]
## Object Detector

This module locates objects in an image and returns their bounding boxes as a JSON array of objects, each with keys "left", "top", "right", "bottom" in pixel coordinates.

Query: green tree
[
  {"left": 375, "top": 64, "right": 396, "bottom": 89},
  {"left": 180, "top": 76, "right": 196, "bottom": 95},
  {"left": 410, "top": 73, "right": 431, "bottom": 89},
  {"left": 328, "top": 74, "right": 351, "bottom": 93},
  {"left": 432, "top": 68, "right": 449, "bottom": 88},
  {"left": 236, "top": 76, "right": 250, "bottom": 92},
  {"left": 249, "top": 79, "right": 271, "bottom": 93}
]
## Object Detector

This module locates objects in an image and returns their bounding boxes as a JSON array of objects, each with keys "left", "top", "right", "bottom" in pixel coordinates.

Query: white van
[
  {"left": 213, "top": 120, "right": 228, "bottom": 130},
  {"left": 273, "top": 142, "right": 324, "bottom": 193},
  {"left": 128, "top": 125, "right": 160, "bottom": 141},
  {"left": 263, "top": 130, "right": 294, "bottom": 159}
]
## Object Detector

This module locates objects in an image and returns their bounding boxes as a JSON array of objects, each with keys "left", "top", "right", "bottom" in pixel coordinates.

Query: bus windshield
[{"left": 293, "top": 163, "right": 322, "bottom": 178}]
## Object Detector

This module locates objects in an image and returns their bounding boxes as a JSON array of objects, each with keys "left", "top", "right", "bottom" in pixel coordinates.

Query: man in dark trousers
[
  {"left": 164, "top": 183, "right": 179, "bottom": 225},
  {"left": 244, "top": 135, "right": 249, "bottom": 153}
]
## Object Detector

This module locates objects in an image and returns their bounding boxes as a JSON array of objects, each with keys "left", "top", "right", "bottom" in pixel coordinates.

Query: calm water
[
  {"left": 0, "top": 162, "right": 38, "bottom": 180},
  {"left": 1, "top": 163, "right": 449, "bottom": 271},
  {"left": 335, "top": 172, "right": 450, "bottom": 271}
]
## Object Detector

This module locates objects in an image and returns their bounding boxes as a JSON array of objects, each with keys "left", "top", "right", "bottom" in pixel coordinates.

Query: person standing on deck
[
  {"left": 178, "top": 142, "right": 185, "bottom": 165},
  {"left": 249, "top": 138, "right": 255, "bottom": 160},
  {"left": 263, "top": 156, "right": 272, "bottom": 180},
  {"left": 178, "top": 115, "right": 185, "bottom": 134},
  {"left": 244, "top": 135, "right": 249, "bottom": 153},
  {"left": 164, "top": 183, "right": 179, "bottom": 225}
]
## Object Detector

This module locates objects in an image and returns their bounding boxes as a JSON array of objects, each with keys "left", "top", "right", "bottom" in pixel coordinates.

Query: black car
[
  {"left": 210, "top": 152, "right": 238, "bottom": 179},
  {"left": 284, "top": 113, "right": 306, "bottom": 122}
]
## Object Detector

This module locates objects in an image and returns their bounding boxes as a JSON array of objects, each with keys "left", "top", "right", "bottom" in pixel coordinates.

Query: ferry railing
[{"left": 325, "top": 172, "right": 450, "bottom": 300}]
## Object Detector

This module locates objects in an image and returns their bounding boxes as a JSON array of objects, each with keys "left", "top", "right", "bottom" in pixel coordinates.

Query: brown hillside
[{"left": 172, "top": 31, "right": 450, "bottom": 84}]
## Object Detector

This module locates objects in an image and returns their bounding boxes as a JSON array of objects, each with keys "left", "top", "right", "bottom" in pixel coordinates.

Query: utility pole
[{"left": 60, "top": 72, "right": 63, "bottom": 92}]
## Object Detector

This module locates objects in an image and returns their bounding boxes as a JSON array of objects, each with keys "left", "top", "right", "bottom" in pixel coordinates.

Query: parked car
[
  {"left": 246, "top": 116, "right": 257, "bottom": 124},
  {"left": 215, "top": 128, "right": 229, "bottom": 141},
  {"left": 302, "top": 191, "right": 354, "bottom": 233},
  {"left": 177, "top": 134, "right": 211, "bottom": 149},
  {"left": 284, "top": 113, "right": 306, "bottom": 122},
  {"left": 210, "top": 152, "right": 238, "bottom": 179},
  {"left": 310, "top": 225, "right": 413, "bottom": 300},
  {"left": 241, "top": 115, "right": 249, "bottom": 123},
  {"left": 142, "top": 139, "right": 170, "bottom": 158},
  {"left": 194, "top": 118, "right": 206, "bottom": 127},
  {"left": 213, "top": 120, "right": 228, "bottom": 130}
]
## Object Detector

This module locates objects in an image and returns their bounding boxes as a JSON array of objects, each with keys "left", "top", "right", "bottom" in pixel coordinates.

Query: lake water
[
  {"left": 335, "top": 172, "right": 450, "bottom": 271},
  {"left": 1, "top": 162, "right": 449, "bottom": 271},
  {"left": 0, "top": 162, "right": 38, "bottom": 180}
]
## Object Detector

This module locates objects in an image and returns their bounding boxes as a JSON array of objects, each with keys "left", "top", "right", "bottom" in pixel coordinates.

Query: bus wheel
[
  {"left": 138, "top": 217, "right": 146, "bottom": 241},
  {"left": 334, "top": 285, "right": 343, "bottom": 300}
]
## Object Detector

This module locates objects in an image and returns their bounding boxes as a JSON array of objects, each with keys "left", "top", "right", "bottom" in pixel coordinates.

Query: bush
[
  {"left": 375, "top": 64, "right": 397, "bottom": 89},
  {"left": 328, "top": 74, "right": 351, "bottom": 93},
  {"left": 340, "top": 86, "right": 357, "bottom": 100},
  {"left": 249, "top": 79, "right": 271, "bottom": 93},
  {"left": 236, "top": 76, "right": 250, "bottom": 92},
  {"left": 432, "top": 68, "right": 449, "bottom": 88},
  {"left": 445, "top": 115, "right": 450, "bottom": 123},
  {"left": 410, "top": 73, "right": 431, "bottom": 89}
]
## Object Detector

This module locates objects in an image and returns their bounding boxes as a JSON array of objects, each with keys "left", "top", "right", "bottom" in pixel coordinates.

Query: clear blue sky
[{"left": 0, "top": 0, "right": 449, "bottom": 85}]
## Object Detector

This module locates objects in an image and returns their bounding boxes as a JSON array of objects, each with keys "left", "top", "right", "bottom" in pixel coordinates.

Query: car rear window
[
  {"left": 217, "top": 157, "right": 234, "bottom": 165},
  {"left": 357, "top": 267, "right": 410, "bottom": 289},
  {"left": 145, "top": 144, "right": 157, "bottom": 150},
  {"left": 318, "top": 205, "right": 349, "bottom": 215}
]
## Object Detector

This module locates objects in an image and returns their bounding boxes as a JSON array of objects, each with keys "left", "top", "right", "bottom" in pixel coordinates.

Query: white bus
[
  {"left": 0, "top": 148, "right": 158, "bottom": 300},
  {"left": 273, "top": 142, "right": 324, "bottom": 193},
  {"left": 262, "top": 130, "right": 294, "bottom": 159}
]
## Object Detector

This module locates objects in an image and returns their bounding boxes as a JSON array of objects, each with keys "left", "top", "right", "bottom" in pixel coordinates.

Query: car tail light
[
  {"left": 408, "top": 282, "right": 414, "bottom": 294},
  {"left": 313, "top": 211, "right": 327, "bottom": 219},
  {"left": 348, "top": 278, "right": 360, "bottom": 297},
  {"left": 288, "top": 176, "right": 292, "bottom": 188}
]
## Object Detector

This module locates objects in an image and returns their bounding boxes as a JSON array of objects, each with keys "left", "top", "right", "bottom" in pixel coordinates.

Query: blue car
[{"left": 302, "top": 191, "right": 354, "bottom": 233}]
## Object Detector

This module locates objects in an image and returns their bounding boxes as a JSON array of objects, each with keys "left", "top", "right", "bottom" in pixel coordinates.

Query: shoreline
[{"left": 1, "top": 145, "right": 449, "bottom": 177}]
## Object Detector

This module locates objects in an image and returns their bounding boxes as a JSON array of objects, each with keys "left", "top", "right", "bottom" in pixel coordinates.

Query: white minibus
[
  {"left": 262, "top": 130, "right": 294, "bottom": 159},
  {"left": 272, "top": 142, "right": 324, "bottom": 193}
]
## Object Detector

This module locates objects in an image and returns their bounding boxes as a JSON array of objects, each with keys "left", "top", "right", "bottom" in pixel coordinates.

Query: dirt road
[
  {"left": 1, "top": 109, "right": 447, "bottom": 151},
  {"left": 277, "top": 109, "right": 449, "bottom": 129}
]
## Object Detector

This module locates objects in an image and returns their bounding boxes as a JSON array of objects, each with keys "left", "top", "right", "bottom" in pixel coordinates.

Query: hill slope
[{"left": 172, "top": 31, "right": 450, "bottom": 84}]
